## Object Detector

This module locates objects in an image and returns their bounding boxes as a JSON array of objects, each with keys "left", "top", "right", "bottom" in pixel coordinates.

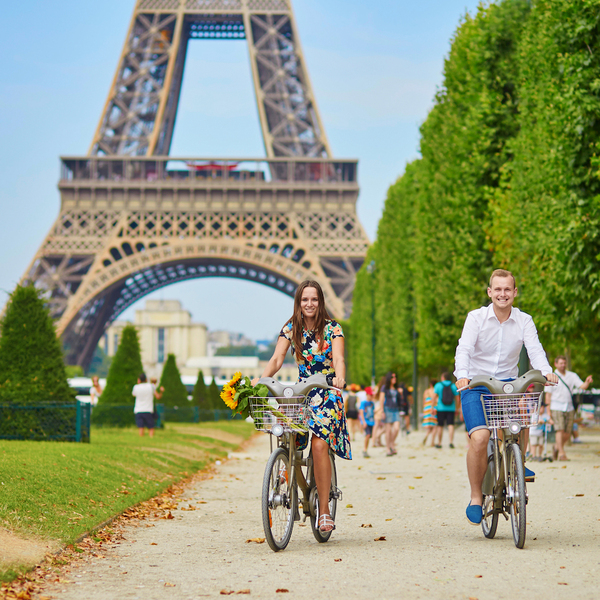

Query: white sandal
[{"left": 318, "top": 514, "right": 336, "bottom": 532}]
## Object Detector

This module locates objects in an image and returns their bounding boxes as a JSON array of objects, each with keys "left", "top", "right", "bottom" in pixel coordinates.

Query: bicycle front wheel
[
  {"left": 507, "top": 442, "right": 527, "bottom": 549},
  {"left": 262, "top": 447, "right": 295, "bottom": 552},
  {"left": 310, "top": 452, "right": 338, "bottom": 543}
]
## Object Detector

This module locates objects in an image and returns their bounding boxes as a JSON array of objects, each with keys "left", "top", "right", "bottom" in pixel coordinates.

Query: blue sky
[{"left": 0, "top": 0, "right": 480, "bottom": 341}]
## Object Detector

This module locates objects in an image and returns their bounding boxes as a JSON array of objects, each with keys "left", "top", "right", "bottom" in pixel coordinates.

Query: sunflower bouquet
[{"left": 220, "top": 372, "right": 308, "bottom": 432}]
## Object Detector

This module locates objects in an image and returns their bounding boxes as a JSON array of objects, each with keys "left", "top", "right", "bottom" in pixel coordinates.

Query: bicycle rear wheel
[
  {"left": 262, "top": 447, "right": 294, "bottom": 552},
  {"left": 310, "top": 452, "right": 338, "bottom": 543},
  {"left": 507, "top": 442, "right": 527, "bottom": 549}
]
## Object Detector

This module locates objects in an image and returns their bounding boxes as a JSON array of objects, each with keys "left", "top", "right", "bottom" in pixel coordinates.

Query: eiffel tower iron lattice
[{"left": 18, "top": 0, "right": 369, "bottom": 368}]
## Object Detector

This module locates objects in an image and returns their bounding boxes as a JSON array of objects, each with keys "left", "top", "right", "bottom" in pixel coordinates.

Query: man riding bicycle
[{"left": 454, "top": 269, "right": 559, "bottom": 525}]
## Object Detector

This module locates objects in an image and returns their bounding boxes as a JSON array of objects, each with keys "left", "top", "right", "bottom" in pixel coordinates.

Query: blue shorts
[
  {"left": 135, "top": 412, "right": 155, "bottom": 429},
  {"left": 461, "top": 385, "right": 491, "bottom": 436},
  {"left": 384, "top": 407, "right": 400, "bottom": 423}
]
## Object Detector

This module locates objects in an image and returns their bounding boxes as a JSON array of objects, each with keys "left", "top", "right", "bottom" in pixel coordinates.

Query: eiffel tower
[{"left": 19, "top": 0, "right": 369, "bottom": 368}]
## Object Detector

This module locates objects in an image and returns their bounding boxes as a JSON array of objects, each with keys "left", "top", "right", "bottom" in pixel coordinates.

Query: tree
[
  {"left": 158, "top": 353, "right": 188, "bottom": 408},
  {"left": 208, "top": 377, "right": 222, "bottom": 410},
  {"left": 0, "top": 284, "right": 73, "bottom": 404},
  {"left": 192, "top": 369, "right": 208, "bottom": 406},
  {"left": 99, "top": 324, "right": 143, "bottom": 405}
]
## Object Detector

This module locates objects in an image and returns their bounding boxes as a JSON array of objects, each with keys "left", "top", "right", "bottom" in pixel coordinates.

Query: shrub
[
  {"left": 192, "top": 369, "right": 208, "bottom": 407},
  {"left": 0, "top": 284, "right": 73, "bottom": 405},
  {"left": 98, "top": 324, "right": 142, "bottom": 406},
  {"left": 158, "top": 354, "right": 188, "bottom": 408}
]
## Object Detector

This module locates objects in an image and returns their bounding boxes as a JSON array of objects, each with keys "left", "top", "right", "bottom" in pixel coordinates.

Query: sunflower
[
  {"left": 228, "top": 371, "right": 242, "bottom": 388},
  {"left": 220, "top": 385, "right": 238, "bottom": 410}
]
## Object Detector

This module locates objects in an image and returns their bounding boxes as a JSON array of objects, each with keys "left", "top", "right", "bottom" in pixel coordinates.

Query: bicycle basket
[
  {"left": 480, "top": 391, "right": 542, "bottom": 430},
  {"left": 249, "top": 396, "right": 309, "bottom": 433}
]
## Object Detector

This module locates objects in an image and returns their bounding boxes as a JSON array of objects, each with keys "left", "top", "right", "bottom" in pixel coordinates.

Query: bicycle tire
[
  {"left": 262, "top": 447, "right": 294, "bottom": 552},
  {"left": 310, "top": 452, "right": 338, "bottom": 543},
  {"left": 507, "top": 442, "right": 527, "bottom": 549},
  {"left": 481, "top": 457, "right": 499, "bottom": 539}
]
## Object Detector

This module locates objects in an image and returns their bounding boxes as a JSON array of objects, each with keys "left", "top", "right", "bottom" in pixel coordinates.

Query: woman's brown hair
[{"left": 286, "top": 280, "right": 331, "bottom": 361}]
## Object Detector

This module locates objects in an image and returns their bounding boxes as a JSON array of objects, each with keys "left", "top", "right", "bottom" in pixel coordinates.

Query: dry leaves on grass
[{"left": 0, "top": 469, "right": 217, "bottom": 600}]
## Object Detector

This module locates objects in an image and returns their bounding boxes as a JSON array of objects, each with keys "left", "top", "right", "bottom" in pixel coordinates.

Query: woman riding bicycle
[{"left": 255, "top": 280, "right": 350, "bottom": 533}]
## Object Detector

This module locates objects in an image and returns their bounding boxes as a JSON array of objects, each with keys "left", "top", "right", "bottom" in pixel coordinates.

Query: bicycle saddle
[
  {"left": 468, "top": 369, "right": 548, "bottom": 395},
  {"left": 257, "top": 373, "right": 335, "bottom": 399}
]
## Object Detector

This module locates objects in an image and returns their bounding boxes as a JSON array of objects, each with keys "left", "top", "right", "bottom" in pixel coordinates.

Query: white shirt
[
  {"left": 132, "top": 383, "right": 155, "bottom": 414},
  {"left": 546, "top": 370, "right": 583, "bottom": 412},
  {"left": 454, "top": 305, "right": 552, "bottom": 380}
]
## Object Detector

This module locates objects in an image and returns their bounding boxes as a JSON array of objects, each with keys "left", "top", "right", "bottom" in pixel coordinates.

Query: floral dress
[{"left": 279, "top": 320, "right": 352, "bottom": 460}]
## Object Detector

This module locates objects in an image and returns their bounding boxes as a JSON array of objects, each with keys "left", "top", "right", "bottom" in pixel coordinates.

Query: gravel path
[{"left": 42, "top": 429, "right": 600, "bottom": 600}]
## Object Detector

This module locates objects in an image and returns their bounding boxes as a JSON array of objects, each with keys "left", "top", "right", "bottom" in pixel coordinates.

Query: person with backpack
[{"left": 433, "top": 371, "right": 459, "bottom": 449}]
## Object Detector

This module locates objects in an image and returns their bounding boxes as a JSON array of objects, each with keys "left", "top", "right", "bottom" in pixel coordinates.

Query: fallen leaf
[
  {"left": 245, "top": 538, "right": 265, "bottom": 544},
  {"left": 408, "top": 456, "right": 416, "bottom": 459},
  {"left": 377, "top": 477, "right": 386, "bottom": 480},
  {"left": 236, "top": 590, "right": 251, "bottom": 594},
  {"left": 221, "top": 591, "right": 235, "bottom": 595},
  {"left": 374, "top": 536, "right": 386, "bottom": 541},
  {"left": 558, "top": 583, "right": 568, "bottom": 586},
  {"left": 475, "top": 575, "right": 482, "bottom": 578},
  {"left": 469, "top": 597, "right": 478, "bottom": 600},
  {"left": 334, "top": 558, "right": 342, "bottom": 562},
  {"left": 385, "top": 518, "right": 393, "bottom": 521},
  {"left": 150, "top": 542, "right": 157, "bottom": 546},
  {"left": 164, "top": 582, "right": 176, "bottom": 587},
  {"left": 414, "top": 476, "right": 423, "bottom": 479},
  {"left": 560, "top": 566, "right": 565, "bottom": 569},
  {"left": 166, "top": 511, "right": 174, "bottom": 519},
  {"left": 276, "top": 589, "right": 289, "bottom": 593},
  {"left": 575, "top": 494, "right": 584, "bottom": 497},
  {"left": 409, "top": 486, "right": 415, "bottom": 489},
  {"left": 346, "top": 504, "right": 353, "bottom": 508},
  {"left": 360, "top": 524, "right": 372, "bottom": 528}
]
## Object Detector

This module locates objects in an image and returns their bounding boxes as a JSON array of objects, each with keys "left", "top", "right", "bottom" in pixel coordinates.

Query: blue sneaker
[
  {"left": 525, "top": 466, "right": 535, "bottom": 482},
  {"left": 466, "top": 502, "right": 482, "bottom": 525}
]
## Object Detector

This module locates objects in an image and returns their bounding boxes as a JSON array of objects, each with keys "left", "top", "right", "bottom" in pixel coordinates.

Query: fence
[
  {"left": 91, "top": 404, "right": 241, "bottom": 426},
  {"left": 0, "top": 401, "right": 91, "bottom": 442}
]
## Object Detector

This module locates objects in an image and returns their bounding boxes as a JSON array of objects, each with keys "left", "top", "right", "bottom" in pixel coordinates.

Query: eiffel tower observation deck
[{"left": 19, "top": 0, "right": 369, "bottom": 368}]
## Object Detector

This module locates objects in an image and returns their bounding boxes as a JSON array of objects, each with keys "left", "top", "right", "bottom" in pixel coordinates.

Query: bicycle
[
  {"left": 468, "top": 369, "right": 555, "bottom": 548},
  {"left": 249, "top": 373, "right": 342, "bottom": 552}
]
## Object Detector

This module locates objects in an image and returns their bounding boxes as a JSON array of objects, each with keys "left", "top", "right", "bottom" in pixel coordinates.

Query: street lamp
[{"left": 366, "top": 260, "right": 376, "bottom": 388}]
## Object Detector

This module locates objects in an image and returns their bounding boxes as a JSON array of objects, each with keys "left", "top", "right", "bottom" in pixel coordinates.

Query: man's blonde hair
[{"left": 489, "top": 269, "right": 516, "bottom": 289}]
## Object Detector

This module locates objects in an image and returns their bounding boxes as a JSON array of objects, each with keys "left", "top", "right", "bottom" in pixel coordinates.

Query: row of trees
[
  {"left": 348, "top": 0, "right": 600, "bottom": 384},
  {"left": 0, "top": 285, "right": 225, "bottom": 410},
  {"left": 100, "top": 324, "right": 224, "bottom": 410}
]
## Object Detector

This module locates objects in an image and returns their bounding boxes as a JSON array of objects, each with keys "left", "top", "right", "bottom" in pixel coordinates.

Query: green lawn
[{"left": 0, "top": 421, "right": 254, "bottom": 573}]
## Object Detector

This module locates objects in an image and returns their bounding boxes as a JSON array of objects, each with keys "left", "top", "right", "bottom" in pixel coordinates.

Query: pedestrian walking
[
  {"left": 358, "top": 386, "right": 375, "bottom": 458},
  {"left": 421, "top": 379, "right": 437, "bottom": 446},
  {"left": 372, "top": 375, "right": 387, "bottom": 447},
  {"left": 89, "top": 375, "right": 103, "bottom": 407},
  {"left": 433, "top": 372, "right": 459, "bottom": 449},
  {"left": 132, "top": 373, "right": 163, "bottom": 438},
  {"left": 545, "top": 355, "right": 592, "bottom": 461},
  {"left": 380, "top": 372, "right": 401, "bottom": 456},
  {"left": 345, "top": 384, "right": 361, "bottom": 441}
]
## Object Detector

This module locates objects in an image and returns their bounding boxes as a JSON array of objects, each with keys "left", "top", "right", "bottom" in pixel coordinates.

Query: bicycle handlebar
[
  {"left": 466, "top": 369, "right": 555, "bottom": 394},
  {"left": 257, "top": 373, "right": 339, "bottom": 398}
]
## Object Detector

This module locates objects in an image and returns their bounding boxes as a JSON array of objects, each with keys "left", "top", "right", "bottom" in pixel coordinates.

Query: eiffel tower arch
[{"left": 18, "top": 0, "right": 369, "bottom": 368}]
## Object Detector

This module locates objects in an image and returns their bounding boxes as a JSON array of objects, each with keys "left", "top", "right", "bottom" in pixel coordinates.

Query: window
[{"left": 157, "top": 328, "right": 165, "bottom": 363}]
